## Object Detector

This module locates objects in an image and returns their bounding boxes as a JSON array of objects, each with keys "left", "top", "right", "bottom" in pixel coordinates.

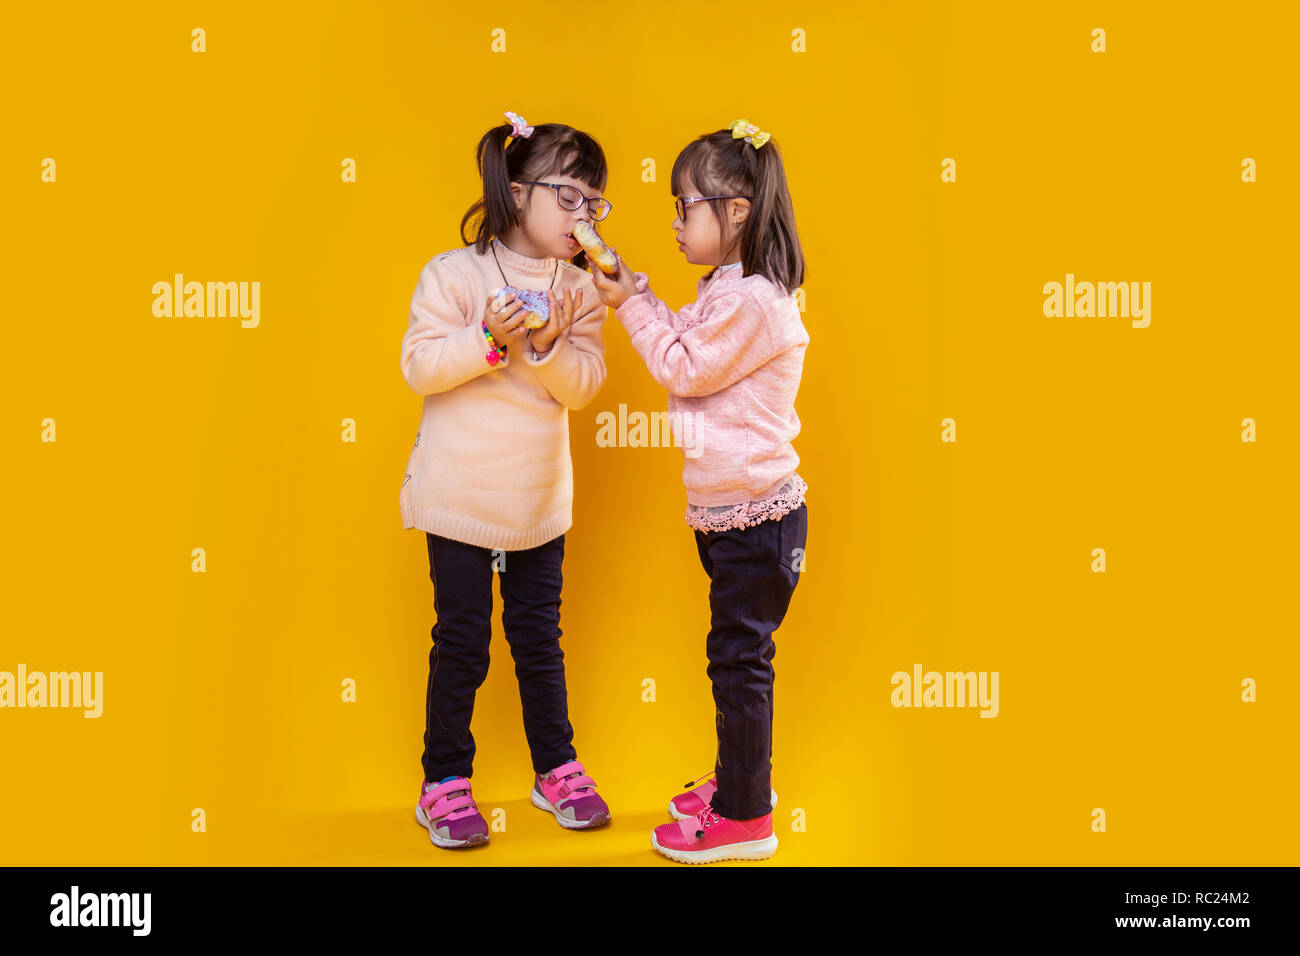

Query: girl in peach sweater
[{"left": 400, "top": 111, "right": 613, "bottom": 849}]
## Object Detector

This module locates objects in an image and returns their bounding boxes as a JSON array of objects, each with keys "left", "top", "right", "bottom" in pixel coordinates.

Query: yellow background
[{"left": 2, "top": 1, "right": 1296, "bottom": 866}]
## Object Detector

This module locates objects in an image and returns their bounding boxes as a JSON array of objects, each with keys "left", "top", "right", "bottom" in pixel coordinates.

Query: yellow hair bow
[{"left": 729, "top": 118, "right": 771, "bottom": 149}]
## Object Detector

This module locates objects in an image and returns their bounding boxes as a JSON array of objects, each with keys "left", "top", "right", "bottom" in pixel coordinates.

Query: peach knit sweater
[{"left": 399, "top": 238, "right": 606, "bottom": 550}]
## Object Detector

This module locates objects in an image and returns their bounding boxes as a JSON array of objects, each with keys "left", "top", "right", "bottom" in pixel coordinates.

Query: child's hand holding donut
[
  {"left": 587, "top": 248, "right": 639, "bottom": 309},
  {"left": 483, "top": 292, "right": 530, "bottom": 355},
  {"left": 535, "top": 288, "right": 582, "bottom": 353}
]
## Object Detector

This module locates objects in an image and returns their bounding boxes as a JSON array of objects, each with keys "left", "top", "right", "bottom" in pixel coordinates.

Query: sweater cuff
[
  {"left": 526, "top": 334, "right": 562, "bottom": 367},
  {"left": 615, "top": 272, "right": 655, "bottom": 337}
]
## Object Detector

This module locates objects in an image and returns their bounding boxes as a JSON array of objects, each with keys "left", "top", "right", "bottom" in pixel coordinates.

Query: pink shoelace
[
  {"left": 694, "top": 805, "right": 723, "bottom": 839},
  {"left": 683, "top": 770, "right": 717, "bottom": 789}
]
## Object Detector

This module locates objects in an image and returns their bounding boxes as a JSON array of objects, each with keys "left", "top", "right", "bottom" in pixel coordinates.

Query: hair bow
[
  {"left": 504, "top": 110, "right": 534, "bottom": 139},
  {"left": 729, "top": 118, "right": 771, "bottom": 149}
]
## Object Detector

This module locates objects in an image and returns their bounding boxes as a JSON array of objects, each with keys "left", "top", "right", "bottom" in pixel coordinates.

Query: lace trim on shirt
[{"left": 684, "top": 473, "right": 808, "bottom": 533}]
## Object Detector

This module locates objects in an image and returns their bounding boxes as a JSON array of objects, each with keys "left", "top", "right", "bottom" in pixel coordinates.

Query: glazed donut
[
  {"left": 490, "top": 285, "right": 549, "bottom": 329},
  {"left": 573, "top": 221, "right": 619, "bottom": 277}
]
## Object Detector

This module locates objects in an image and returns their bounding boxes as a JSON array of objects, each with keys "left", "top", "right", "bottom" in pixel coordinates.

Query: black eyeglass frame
[{"left": 516, "top": 181, "right": 613, "bottom": 221}]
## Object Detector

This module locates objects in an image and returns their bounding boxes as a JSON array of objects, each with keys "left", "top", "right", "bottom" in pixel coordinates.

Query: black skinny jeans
[
  {"left": 695, "top": 503, "right": 808, "bottom": 820},
  {"left": 421, "top": 532, "right": 576, "bottom": 782}
]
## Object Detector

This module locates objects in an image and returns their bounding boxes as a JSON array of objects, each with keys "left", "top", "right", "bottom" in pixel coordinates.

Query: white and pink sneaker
[
  {"left": 415, "top": 777, "right": 489, "bottom": 848},
  {"left": 669, "top": 772, "right": 777, "bottom": 821},
  {"left": 651, "top": 805, "right": 778, "bottom": 864},
  {"left": 530, "top": 759, "right": 611, "bottom": 829}
]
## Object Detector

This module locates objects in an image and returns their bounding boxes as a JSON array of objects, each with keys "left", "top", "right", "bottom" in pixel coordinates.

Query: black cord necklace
[{"left": 491, "top": 238, "right": 559, "bottom": 291}]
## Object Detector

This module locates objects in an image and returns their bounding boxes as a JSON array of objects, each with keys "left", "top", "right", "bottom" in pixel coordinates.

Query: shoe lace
[
  {"left": 683, "top": 770, "right": 717, "bottom": 789},
  {"left": 694, "top": 805, "right": 722, "bottom": 839}
]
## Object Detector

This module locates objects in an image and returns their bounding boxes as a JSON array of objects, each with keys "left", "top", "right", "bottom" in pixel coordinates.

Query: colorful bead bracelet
[{"left": 482, "top": 319, "right": 508, "bottom": 366}]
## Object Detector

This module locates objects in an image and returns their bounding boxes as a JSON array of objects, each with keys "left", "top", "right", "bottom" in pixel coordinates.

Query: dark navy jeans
[
  {"left": 421, "top": 532, "right": 576, "bottom": 782},
  {"left": 694, "top": 503, "right": 808, "bottom": 820}
]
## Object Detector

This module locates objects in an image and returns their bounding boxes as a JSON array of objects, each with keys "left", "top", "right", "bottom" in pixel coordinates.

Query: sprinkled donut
[
  {"left": 573, "top": 221, "right": 619, "bottom": 277},
  {"left": 490, "top": 285, "right": 550, "bottom": 329}
]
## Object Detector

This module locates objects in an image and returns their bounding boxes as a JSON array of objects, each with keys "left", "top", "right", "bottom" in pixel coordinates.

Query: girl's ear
[{"left": 729, "top": 197, "right": 751, "bottom": 225}]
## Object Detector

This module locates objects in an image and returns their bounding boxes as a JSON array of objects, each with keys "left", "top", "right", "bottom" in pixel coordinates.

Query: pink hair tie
[{"left": 504, "top": 110, "right": 534, "bottom": 141}]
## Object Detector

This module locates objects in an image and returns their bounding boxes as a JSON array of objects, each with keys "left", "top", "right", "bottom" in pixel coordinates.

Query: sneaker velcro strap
[
  {"left": 428, "top": 791, "right": 475, "bottom": 817},
  {"left": 557, "top": 774, "right": 596, "bottom": 797},
  {"left": 420, "top": 779, "right": 475, "bottom": 814},
  {"left": 547, "top": 760, "right": 585, "bottom": 781}
]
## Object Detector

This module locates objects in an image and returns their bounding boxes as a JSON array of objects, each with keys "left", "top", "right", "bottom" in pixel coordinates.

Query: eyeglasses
[
  {"left": 675, "top": 195, "right": 753, "bottom": 222},
  {"left": 517, "top": 181, "right": 613, "bottom": 221}
]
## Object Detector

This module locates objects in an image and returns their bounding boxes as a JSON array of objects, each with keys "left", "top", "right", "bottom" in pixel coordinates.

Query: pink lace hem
[{"left": 684, "top": 473, "right": 808, "bottom": 533}]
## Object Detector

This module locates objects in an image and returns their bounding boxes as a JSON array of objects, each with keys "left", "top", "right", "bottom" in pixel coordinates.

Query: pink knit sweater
[
  {"left": 399, "top": 238, "right": 606, "bottom": 550},
  {"left": 614, "top": 262, "right": 809, "bottom": 528}
]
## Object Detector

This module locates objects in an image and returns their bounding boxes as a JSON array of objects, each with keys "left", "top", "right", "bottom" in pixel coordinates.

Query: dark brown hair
[
  {"left": 460, "top": 121, "right": 608, "bottom": 271},
  {"left": 670, "top": 128, "right": 805, "bottom": 294}
]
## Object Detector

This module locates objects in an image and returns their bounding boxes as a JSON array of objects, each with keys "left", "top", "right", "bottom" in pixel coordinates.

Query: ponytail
[
  {"left": 740, "top": 140, "right": 805, "bottom": 294},
  {"left": 460, "top": 123, "right": 522, "bottom": 255}
]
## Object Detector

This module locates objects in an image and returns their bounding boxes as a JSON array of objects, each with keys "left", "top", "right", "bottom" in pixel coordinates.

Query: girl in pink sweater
[
  {"left": 400, "top": 111, "right": 614, "bottom": 849},
  {"left": 588, "top": 119, "right": 809, "bottom": 864}
]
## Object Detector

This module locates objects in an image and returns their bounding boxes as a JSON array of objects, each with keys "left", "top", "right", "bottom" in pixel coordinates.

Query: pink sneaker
[
  {"left": 669, "top": 772, "right": 777, "bottom": 821},
  {"left": 415, "top": 777, "right": 489, "bottom": 848},
  {"left": 651, "top": 806, "right": 778, "bottom": 864},
  {"left": 530, "top": 759, "right": 611, "bottom": 829}
]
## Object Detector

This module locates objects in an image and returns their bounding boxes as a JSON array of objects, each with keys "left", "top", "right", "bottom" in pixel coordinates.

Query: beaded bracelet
[{"left": 482, "top": 319, "right": 508, "bottom": 366}]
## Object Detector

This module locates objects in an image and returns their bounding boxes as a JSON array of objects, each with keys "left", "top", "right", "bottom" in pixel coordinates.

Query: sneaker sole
[
  {"left": 668, "top": 790, "right": 778, "bottom": 822},
  {"left": 529, "top": 787, "right": 611, "bottom": 829},
  {"left": 650, "top": 831, "right": 779, "bottom": 864},
  {"left": 415, "top": 804, "right": 489, "bottom": 848}
]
